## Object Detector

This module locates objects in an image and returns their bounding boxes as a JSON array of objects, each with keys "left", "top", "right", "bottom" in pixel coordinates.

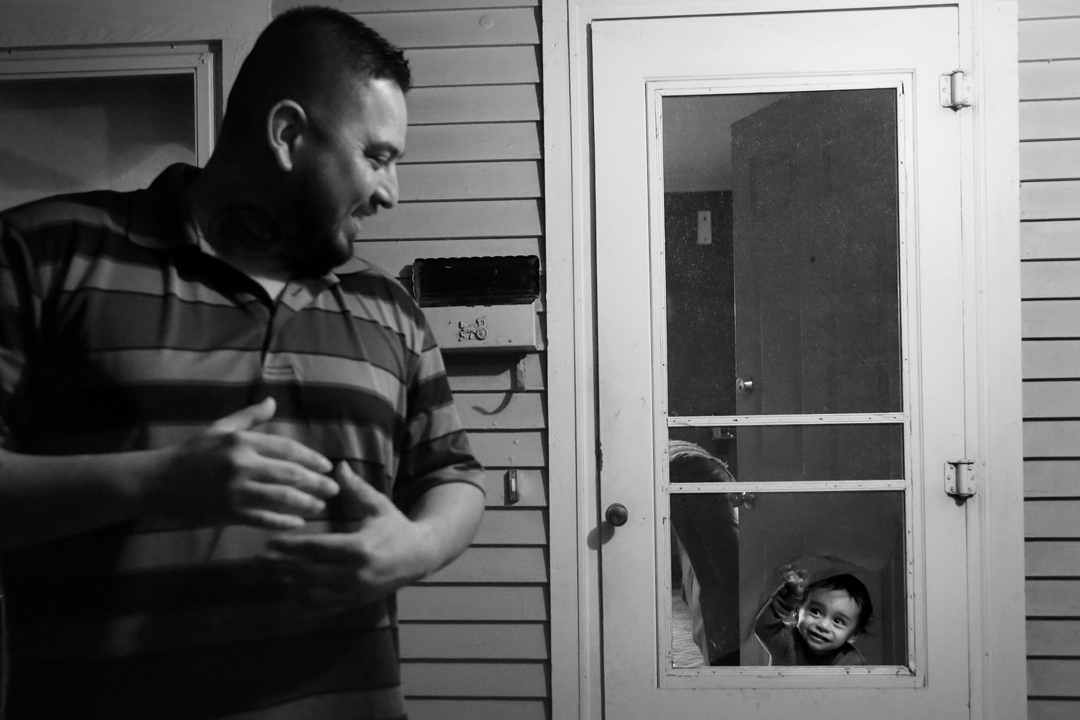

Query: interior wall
[
  {"left": 1018, "top": 2, "right": 1080, "bottom": 718},
  {"left": 0, "top": 74, "right": 196, "bottom": 211},
  {"left": 664, "top": 191, "right": 736, "bottom": 424}
]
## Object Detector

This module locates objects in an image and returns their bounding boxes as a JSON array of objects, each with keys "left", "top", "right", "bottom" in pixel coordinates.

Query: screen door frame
[{"left": 543, "top": 0, "right": 1025, "bottom": 718}]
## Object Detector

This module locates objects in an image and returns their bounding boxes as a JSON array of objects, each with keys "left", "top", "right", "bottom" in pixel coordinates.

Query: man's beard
[
  {"left": 287, "top": 183, "right": 358, "bottom": 277},
  {"left": 282, "top": 227, "right": 352, "bottom": 278}
]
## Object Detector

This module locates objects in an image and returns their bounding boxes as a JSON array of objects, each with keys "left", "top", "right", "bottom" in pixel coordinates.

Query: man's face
[
  {"left": 287, "top": 77, "right": 407, "bottom": 276},
  {"left": 795, "top": 587, "right": 860, "bottom": 655}
]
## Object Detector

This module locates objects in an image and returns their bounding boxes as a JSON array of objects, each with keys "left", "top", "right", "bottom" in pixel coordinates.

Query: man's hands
[
  {"left": 261, "top": 462, "right": 485, "bottom": 609},
  {"left": 142, "top": 397, "right": 339, "bottom": 530},
  {"left": 261, "top": 462, "right": 437, "bottom": 608}
]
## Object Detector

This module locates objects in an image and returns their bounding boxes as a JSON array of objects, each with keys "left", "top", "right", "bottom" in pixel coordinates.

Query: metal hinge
[
  {"left": 940, "top": 70, "right": 972, "bottom": 111},
  {"left": 945, "top": 459, "right": 977, "bottom": 501}
]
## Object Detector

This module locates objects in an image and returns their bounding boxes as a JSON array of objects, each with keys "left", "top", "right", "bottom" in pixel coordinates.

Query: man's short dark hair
[
  {"left": 806, "top": 573, "right": 873, "bottom": 637},
  {"left": 220, "top": 5, "right": 411, "bottom": 143}
]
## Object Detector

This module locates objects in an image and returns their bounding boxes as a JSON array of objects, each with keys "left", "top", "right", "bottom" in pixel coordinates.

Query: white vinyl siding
[{"left": 1020, "top": 1, "right": 1080, "bottom": 718}]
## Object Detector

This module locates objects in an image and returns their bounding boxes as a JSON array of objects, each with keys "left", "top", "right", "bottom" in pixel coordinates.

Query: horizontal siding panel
[
  {"left": 1020, "top": 1, "right": 1080, "bottom": 20},
  {"left": 1022, "top": 221, "right": 1080, "bottom": 259},
  {"left": 1025, "top": 460, "right": 1080, "bottom": 497},
  {"left": 469, "top": 430, "right": 547, "bottom": 467},
  {"left": 1025, "top": 380, "right": 1080, "bottom": 416},
  {"left": 1028, "top": 579, "right": 1080, "bottom": 615},
  {"left": 276, "top": 0, "right": 535, "bottom": 12},
  {"left": 402, "top": 661, "right": 548, "bottom": 698},
  {"left": 409, "top": 84, "right": 540, "bottom": 125},
  {"left": 399, "top": 161, "right": 541, "bottom": 201},
  {"left": 404, "top": 123, "right": 541, "bottom": 163},
  {"left": 1030, "top": 699, "right": 1080, "bottom": 720},
  {"left": 409, "top": 46, "right": 539, "bottom": 87},
  {"left": 399, "top": 622, "right": 547, "bottom": 660},
  {"left": 1028, "top": 619, "right": 1080, "bottom": 655},
  {"left": 1021, "top": 140, "right": 1080, "bottom": 180},
  {"left": 407, "top": 699, "right": 547, "bottom": 720},
  {"left": 1023, "top": 300, "right": 1080, "bottom": 338},
  {"left": 423, "top": 546, "right": 547, "bottom": 583},
  {"left": 1021, "top": 60, "right": 1080, "bottom": 100},
  {"left": 1022, "top": 180, "right": 1080, "bottom": 220},
  {"left": 1021, "top": 100, "right": 1080, "bottom": 140},
  {"left": 1026, "top": 541, "right": 1080, "bottom": 575},
  {"left": 473, "top": 508, "right": 547, "bottom": 545},
  {"left": 447, "top": 353, "right": 545, "bottom": 393},
  {"left": 1019, "top": 18, "right": 1080, "bottom": 61},
  {"left": 1027, "top": 501, "right": 1080, "bottom": 536},
  {"left": 479, "top": 469, "right": 547, "bottom": 508},
  {"left": 1022, "top": 260, "right": 1080, "bottom": 298},
  {"left": 454, "top": 392, "right": 545, "bottom": 431},
  {"left": 1026, "top": 420, "right": 1080, "bottom": 456},
  {"left": 358, "top": 9, "right": 539, "bottom": 49},
  {"left": 360, "top": 200, "right": 542, "bottom": 239},
  {"left": 399, "top": 585, "right": 547, "bottom": 621},
  {"left": 1024, "top": 341, "right": 1080, "bottom": 378},
  {"left": 1028, "top": 658, "right": 1080, "bottom": 696}
]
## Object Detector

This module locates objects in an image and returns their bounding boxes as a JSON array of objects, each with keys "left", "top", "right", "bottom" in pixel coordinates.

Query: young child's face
[{"left": 796, "top": 587, "right": 861, "bottom": 655}]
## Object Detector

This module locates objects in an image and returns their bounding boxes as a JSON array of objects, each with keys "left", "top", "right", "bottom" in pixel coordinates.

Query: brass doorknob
[{"left": 605, "top": 503, "right": 629, "bottom": 527}]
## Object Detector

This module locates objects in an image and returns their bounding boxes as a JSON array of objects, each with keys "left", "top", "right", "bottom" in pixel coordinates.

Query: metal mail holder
[{"left": 412, "top": 256, "right": 541, "bottom": 353}]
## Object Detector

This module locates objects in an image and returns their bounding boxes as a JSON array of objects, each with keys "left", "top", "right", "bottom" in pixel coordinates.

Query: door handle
[
  {"left": 605, "top": 503, "right": 629, "bottom": 527},
  {"left": 736, "top": 374, "right": 755, "bottom": 395}
]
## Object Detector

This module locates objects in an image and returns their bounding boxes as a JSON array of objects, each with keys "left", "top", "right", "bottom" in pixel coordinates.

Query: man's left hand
[{"left": 261, "top": 462, "right": 481, "bottom": 608}]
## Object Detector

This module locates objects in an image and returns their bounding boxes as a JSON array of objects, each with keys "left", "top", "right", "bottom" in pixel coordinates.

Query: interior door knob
[
  {"left": 605, "top": 503, "right": 629, "bottom": 527},
  {"left": 736, "top": 374, "right": 755, "bottom": 395}
]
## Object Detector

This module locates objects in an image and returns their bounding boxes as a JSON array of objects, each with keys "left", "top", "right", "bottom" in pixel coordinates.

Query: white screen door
[{"left": 594, "top": 7, "right": 973, "bottom": 718}]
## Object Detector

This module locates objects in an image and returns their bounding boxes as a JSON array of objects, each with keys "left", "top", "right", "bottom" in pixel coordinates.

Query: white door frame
[{"left": 541, "top": 1, "right": 1024, "bottom": 719}]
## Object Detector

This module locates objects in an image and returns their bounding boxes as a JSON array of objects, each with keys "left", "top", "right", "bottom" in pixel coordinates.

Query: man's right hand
[{"left": 142, "top": 397, "right": 338, "bottom": 530}]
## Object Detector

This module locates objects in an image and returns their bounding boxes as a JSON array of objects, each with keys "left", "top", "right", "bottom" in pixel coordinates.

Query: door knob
[
  {"left": 605, "top": 503, "right": 629, "bottom": 527},
  {"left": 736, "top": 374, "right": 755, "bottom": 395}
]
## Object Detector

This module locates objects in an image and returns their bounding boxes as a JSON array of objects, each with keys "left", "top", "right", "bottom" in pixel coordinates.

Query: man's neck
[{"left": 187, "top": 159, "right": 292, "bottom": 299}]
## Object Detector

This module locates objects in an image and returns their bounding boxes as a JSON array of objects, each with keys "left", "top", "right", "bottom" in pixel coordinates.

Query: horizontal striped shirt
[{"left": 0, "top": 164, "right": 484, "bottom": 719}]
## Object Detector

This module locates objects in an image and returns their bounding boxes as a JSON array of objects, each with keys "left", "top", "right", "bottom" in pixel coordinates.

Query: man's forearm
[
  {"left": 0, "top": 447, "right": 152, "bottom": 550},
  {"left": 407, "top": 481, "right": 485, "bottom": 578},
  {"left": 0, "top": 400, "right": 341, "bottom": 551}
]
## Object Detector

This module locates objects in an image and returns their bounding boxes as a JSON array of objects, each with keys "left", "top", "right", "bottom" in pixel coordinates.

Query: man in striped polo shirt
[{"left": 0, "top": 7, "right": 485, "bottom": 719}]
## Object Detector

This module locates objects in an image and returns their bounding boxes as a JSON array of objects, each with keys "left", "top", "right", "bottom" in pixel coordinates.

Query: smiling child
[{"left": 754, "top": 569, "right": 872, "bottom": 666}]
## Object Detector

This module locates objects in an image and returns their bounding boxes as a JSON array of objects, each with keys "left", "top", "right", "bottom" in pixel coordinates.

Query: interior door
[{"left": 594, "top": 7, "right": 971, "bottom": 718}]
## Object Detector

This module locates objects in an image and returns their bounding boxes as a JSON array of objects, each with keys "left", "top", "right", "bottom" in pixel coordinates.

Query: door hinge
[
  {"left": 940, "top": 70, "right": 972, "bottom": 111},
  {"left": 945, "top": 459, "right": 977, "bottom": 501}
]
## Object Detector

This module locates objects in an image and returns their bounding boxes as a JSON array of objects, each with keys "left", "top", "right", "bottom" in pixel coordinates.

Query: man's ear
[{"left": 267, "top": 100, "right": 308, "bottom": 172}]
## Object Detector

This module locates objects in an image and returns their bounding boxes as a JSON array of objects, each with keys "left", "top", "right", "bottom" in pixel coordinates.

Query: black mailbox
[
  {"left": 412, "top": 255, "right": 540, "bottom": 307},
  {"left": 411, "top": 256, "right": 542, "bottom": 352}
]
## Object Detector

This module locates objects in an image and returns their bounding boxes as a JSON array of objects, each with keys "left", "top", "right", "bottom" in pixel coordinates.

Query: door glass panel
[
  {"left": 668, "top": 424, "right": 904, "bottom": 482},
  {"left": 662, "top": 88, "right": 909, "bottom": 675},
  {"left": 664, "top": 89, "right": 901, "bottom": 419},
  {"left": 669, "top": 489, "right": 907, "bottom": 668}
]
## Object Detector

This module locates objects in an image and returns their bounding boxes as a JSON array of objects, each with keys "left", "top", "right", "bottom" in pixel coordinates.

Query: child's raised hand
[{"left": 780, "top": 564, "right": 807, "bottom": 597}]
